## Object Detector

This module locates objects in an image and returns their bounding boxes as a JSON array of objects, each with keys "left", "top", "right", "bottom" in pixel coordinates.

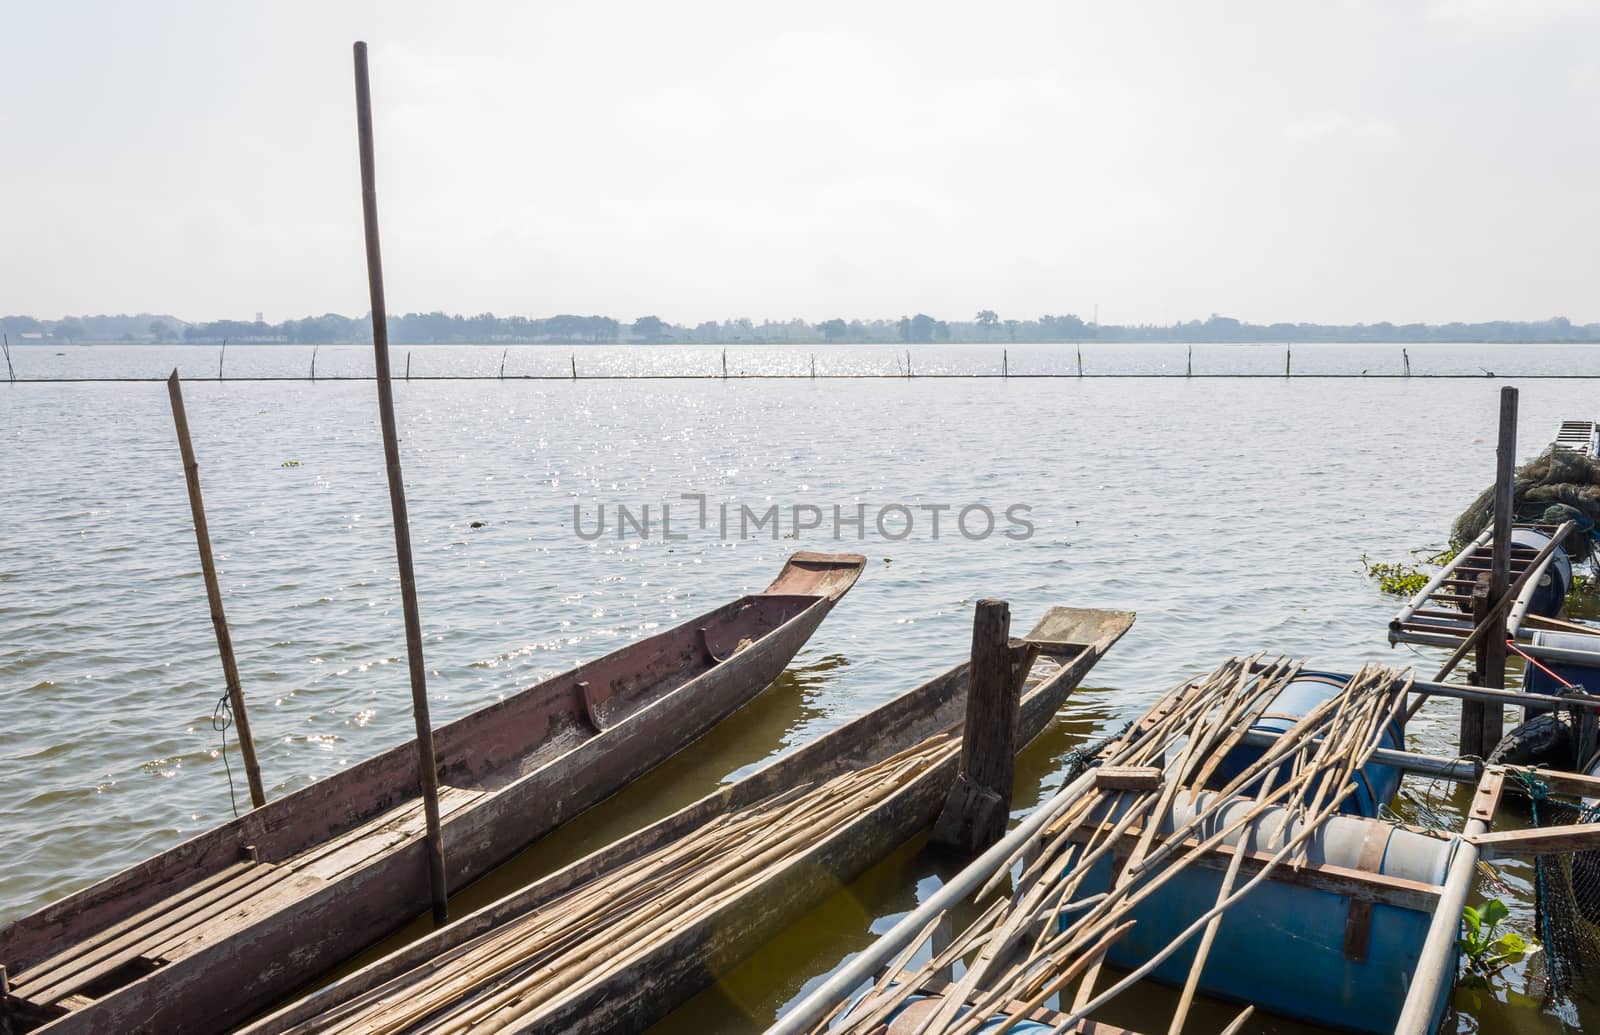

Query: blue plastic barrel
[
  {"left": 1509, "top": 528, "right": 1573, "bottom": 619},
  {"left": 1523, "top": 629, "right": 1600, "bottom": 697},
  {"left": 1062, "top": 795, "right": 1457, "bottom": 1035},
  {"left": 1207, "top": 671, "right": 1403, "bottom": 817}
]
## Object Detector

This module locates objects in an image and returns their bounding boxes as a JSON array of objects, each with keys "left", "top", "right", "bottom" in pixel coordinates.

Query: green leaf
[{"left": 1481, "top": 899, "right": 1510, "bottom": 927}]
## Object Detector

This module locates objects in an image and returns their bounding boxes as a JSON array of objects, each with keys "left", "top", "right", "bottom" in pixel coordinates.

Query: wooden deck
[{"left": 9, "top": 785, "right": 488, "bottom": 1018}]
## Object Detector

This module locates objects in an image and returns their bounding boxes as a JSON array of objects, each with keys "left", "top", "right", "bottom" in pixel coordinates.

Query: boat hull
[
  {"left": 237, "top": 605, "right": 1135, "bottom": 1035},
  {"left": 0, "top": 553, "right": 864, "bottom": 1035}
]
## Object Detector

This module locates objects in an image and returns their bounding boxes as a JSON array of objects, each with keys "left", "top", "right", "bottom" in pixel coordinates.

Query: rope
[
  {"left": 1507, "top": 638, "right": 1578, "bottom": 690},
  {"left": 1057, "top": 721, "right": 1135, "bottom": 783},
  {"left": 213, "top": 692, "right": 241, "bottom": 819}
]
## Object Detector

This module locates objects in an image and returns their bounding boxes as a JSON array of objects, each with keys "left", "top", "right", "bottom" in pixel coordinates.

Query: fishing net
[
  {"left": 1451, "top": 448, "right": 1600, "bottom": 564},
  {"left": 1517, "top": 769, "right": 1600, "bottom": 1005}
]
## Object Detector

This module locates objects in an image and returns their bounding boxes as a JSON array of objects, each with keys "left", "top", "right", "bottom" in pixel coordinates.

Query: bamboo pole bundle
[
  {"left": 280, "top": 732, "right": 964, "bottom": 1034},
  {"left": 822, "top": 658, "right": 1413, "bottom": 1035}
]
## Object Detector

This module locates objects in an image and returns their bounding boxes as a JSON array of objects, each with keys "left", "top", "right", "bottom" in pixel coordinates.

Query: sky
[{"left": 2, "top": 1, "right": 1598, "bottom": 326}]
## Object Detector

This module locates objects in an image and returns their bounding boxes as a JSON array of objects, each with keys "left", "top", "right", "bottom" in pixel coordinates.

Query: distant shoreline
[
  {"left": 7, "top": 312, "right": 1598, "bottom": 348},
  {"left": 10, "top": 338, "right": 1600, "bottom": 347}
]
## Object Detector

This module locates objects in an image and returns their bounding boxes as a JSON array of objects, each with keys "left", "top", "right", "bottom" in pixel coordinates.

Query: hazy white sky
[{"left": 3, "top": 1, "right": 1597, "bottom": 325}]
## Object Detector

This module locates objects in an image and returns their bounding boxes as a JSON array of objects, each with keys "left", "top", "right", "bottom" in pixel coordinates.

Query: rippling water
[{"left": 4, "top": 343, "right": 1598, "bottom": 1033}]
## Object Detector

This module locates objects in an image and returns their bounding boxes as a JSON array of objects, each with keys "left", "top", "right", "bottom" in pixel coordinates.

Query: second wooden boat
[
  {"left": 237, "top": 605, "right": 1135, "bottom": 1034},
  {"left": 0, "top": 551, "right": 865, "bottom": 1035}
]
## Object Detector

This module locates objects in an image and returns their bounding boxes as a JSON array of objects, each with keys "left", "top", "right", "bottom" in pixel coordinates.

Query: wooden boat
[
  {"left": 0, "top": 551, "right": 865, "bottom": 1035},
  {"left": 236, "top": 605, "right": 1135, "bottom": 1035}
]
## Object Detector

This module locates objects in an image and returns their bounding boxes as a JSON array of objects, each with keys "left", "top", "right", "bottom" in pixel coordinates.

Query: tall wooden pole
[
  {"left": 353, "top": 40, "right": 449, "bottom": 927},
  {"left": 1461, "top": 388, "right": 1517, "bottom": 756},
  {"left": 166, "top": 371, "right": 266, "bottom": 808},
  {"left": 1483, "top": 388, "right": 1517, "bottom": 745}
]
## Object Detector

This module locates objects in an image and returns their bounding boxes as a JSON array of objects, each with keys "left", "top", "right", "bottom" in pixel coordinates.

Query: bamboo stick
[
  {"left": 833, "top": 659, "right": 1411, "bottom": 1035},
  {"left": 308, "top": 732, "right": 959, "bottom": 1033},
  {"left": 166, "top": 371, "right": 266, "bottom": 808},
  {"left": 352, "top": 39, "right": 449, "bottom": 929}
]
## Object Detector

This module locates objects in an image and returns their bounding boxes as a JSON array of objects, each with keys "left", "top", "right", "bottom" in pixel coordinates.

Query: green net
[
  {"left": 1451, "top": 448, "right": 1600, "bottom": 564},
  {"left": 1520, "top": 770, "right": 1600, "bottom": 1004}
]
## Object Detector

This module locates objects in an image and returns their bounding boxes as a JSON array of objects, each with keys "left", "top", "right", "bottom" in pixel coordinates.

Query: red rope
[{"left": 1507, "top": 637, "right": 1577, "bottom": 690}]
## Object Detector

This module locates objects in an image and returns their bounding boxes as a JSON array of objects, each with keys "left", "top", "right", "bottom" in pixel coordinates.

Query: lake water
[{"left": 3, "top": 342, "right": 1598, "bottom": 1033}]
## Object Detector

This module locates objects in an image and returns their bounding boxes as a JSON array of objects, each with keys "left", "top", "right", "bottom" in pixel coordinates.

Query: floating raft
[
  {"left": 0, "top": 552, "right": 864, "bottom": 1035},
  {"left": 237, "top": 606, "right": 1135, "bottom": 1035},
  {"left": 812, "top": 657, "right": 1462, "bottom": 1035}
]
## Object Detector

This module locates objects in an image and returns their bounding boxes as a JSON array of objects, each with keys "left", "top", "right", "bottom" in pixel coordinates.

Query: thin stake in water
[{"left": 166, "top": 370, "right": 266, "bottom": 809}]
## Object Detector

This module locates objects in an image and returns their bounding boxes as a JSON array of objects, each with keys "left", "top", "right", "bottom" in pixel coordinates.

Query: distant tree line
[{"left": 4, "top": 310, "right": 1599, "bottom": 345}]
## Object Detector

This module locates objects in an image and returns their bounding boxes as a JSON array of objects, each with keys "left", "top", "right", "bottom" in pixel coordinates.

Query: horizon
[
  {"left": 4, "top": 2, "right": 1599, "bottom": 325},
  {"left": 6, "top": 308, "right": 1598, "bottom": 347}
]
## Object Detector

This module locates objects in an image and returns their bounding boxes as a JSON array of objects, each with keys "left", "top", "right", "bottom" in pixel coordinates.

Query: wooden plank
[
  {"left": 19, "top": 863, "right": 285, "bottom": 1005},
  {"left": 1094, "top": 766, "right": 1164, "bottom": 791},
  {"left": 1470, "top": 766, "right": 1506, "bottom": 824},
  {"left": 1500, "top": 764, "right": 1600, "bottom": 798},
  {"left": 8, "top": 862, "right": 254, "bottom": 993},
  {"left": 10, "top": 862, "right": 265, "bottom": 999},
  {"left": 1342, "top": 824, "right": 1392, "bottom": 962},
  {"left": 1469, "top": 823, "right": 1600, "bottom": 860},
  {"left": 24, "top": 788, "right": 488, "bottom": 1008}
]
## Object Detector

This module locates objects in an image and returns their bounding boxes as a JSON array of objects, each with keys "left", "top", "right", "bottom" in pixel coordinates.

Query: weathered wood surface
[
  {"left": 931, "top": 600, "right": 1023, "bottom": 854},
  {"left": 1093, "top": 766, "right": 1165, "bottom": 791},
  {"left": 1462, "top": 387, "right": 1517, "bottom": 755},
  {"left": 0, "top": 553, "right": 864, "bottom": 1035},
  {"left": 237, "top": 606, "right": 1134, "bottom": 1035},
  {"left": 1470, "top": 822, "right": 1600, "bottom": 859}
]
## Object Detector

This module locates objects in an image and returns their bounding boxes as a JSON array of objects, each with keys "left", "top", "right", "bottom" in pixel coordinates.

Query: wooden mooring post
[
  {"left": 354, "top": 39, "right": 450, "bottom": 927},
  {"left": 931, "top": 599, "right": 1019, "bottom": 855},
  {"left": 166, "top": 371, "right": 267, "bottom": 809},
  {"left": 1462, "top": 386, "right": 1517, "bottom": 757}
]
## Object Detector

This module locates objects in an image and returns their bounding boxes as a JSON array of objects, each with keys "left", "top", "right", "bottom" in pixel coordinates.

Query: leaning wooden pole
[
  {"left": 353, "top": 39, "right": 450, "bottom": 927},
  {"left": 166, "top": 370, "right": 267, "bottom": 808}
]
